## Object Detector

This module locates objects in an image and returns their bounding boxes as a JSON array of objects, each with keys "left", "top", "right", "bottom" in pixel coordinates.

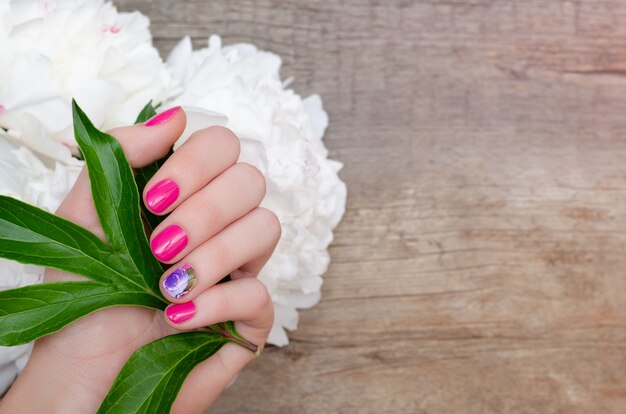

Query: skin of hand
[{"left": 0, "top": 107, "right": 278, "bottom": 413}]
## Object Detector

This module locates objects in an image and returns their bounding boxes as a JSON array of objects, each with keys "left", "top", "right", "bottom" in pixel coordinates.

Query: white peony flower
[
  {"left": 167, "top": 36, "right": 347, "bottom": 345},
  {"left": 0, "top": 0, "right": 175, "bottom": 165}
]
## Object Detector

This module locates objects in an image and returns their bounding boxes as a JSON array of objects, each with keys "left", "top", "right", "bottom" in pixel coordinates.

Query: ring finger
[{"left": 159, "top": 208, "right": 281, "bottom": 302}]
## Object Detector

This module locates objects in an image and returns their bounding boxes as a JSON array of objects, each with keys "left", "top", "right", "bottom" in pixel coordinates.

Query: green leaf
[
  {"left": 134, "top": 101, "right": 158, "bottom": 124},
  {"left": 0, "top": 196, "right": 120, "bottom": 283},
  {"left": 72, "top": 100, "right": 163, "bottom": 291},
  {"left": 0, "top": 282, "right": 163, "bottom": 346},
  {"left": 98, "top": 332, "right": 229, "bottom": 414}
]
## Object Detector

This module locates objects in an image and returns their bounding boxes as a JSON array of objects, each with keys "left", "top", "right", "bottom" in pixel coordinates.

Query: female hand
[{"left": 0, "top": 107, "right": 279, "bottom": 413}]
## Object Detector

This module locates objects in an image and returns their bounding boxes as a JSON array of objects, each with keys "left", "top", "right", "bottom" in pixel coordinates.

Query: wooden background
[{"left": 118, "top": 1, "right": 626, "bottom": 412}]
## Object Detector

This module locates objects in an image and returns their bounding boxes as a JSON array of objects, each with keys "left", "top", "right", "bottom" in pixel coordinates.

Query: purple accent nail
[
  {"left": 145, "top": 106, "right": 180, "bottom": 127},
  {"left": 151, "top": 225, "right": 188, "bottom": 262},
  {"left": 163, "top": 264, "right": 196, "bottom": 299},
  {"left": 146, "top": 179, "right": 179, "bottom": 213}
]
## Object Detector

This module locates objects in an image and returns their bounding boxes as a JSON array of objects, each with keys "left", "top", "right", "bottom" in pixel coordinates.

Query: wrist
[{"left": 1, "top": 341, "right": 108, "bottom": 413}]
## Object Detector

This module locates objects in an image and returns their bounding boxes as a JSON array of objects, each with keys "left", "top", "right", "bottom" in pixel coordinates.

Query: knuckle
[
  {"left": 212, "top": 238, "right": 234, "bottom": 270},
  {"left": 183, "top": 153, "right": 207, "bottom": 182},
  {"left": 208, "top": 126, "right": 240, "bottom": 161},
  {"left": 256, "top": 208, "right": 282, "bottom": 243},
  {"left": 235, "top": 163, "right": 266, "bottom": 199},
  {"left": 166, "top": 144, "right": 206, "bottom": 182},
  {"left": 248, "top": 278, "right": 272, "bottom": 311},
  {"left": 203, "top": 200, "right": 226, "bottom": 225},
  {"left": 213, "top": 284, "right": 233, "bottom": 314},
  {"left": 186, "top": 126, "right": 240, "bottom": 166}
]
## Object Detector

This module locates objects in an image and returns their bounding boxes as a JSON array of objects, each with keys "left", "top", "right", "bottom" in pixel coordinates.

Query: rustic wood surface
[{"left": 116, "top": 1, "right": 626, "bottom": 412}]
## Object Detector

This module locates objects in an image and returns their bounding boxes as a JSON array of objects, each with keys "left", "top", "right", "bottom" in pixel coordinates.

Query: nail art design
[
  {"left": 166, "top": 301, "right": 196, "bottom": 324},
  {"left": 145, "top": 106, "right": 180, "bottom": 127},
  {"left": 163, "top": 264, "right": 196, "bottom": 299},
  {"left": 151, "top": 224, "right": 188, "bottom": 262},
  {"left": 146, "top": 179, "right": 179, "bottom": 213}
]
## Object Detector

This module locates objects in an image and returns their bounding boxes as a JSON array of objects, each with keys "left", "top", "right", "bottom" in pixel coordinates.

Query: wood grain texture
[{"left": 117, "top": 1, "right": 626, "bottom": 412}]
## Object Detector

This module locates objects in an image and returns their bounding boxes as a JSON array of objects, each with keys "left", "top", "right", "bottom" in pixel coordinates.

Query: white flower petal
[
  {"left": 166, "top": 35, "right": 193, "bottom": 84},
  {"left": 302, "top": 94, "right": 328, "bottom": 140},
  {"left": 173, "top": 107, "right": 228, "bottom": 150},
  {"left": 0, "top": 0, "right": 176, "bottom": 166}
]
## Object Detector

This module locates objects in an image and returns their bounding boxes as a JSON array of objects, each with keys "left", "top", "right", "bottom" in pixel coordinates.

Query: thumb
[{"left": 55, "top": 106, "right": 187, "bottom": 234}]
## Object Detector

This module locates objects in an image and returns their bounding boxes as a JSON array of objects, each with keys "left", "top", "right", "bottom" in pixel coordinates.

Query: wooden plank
[{"left": 116, "top": 1, "right": 626, "bottom": 412}]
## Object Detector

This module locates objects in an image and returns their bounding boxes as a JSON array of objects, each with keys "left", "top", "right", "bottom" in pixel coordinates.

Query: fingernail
[
  {"left": 145, "top": 179, "right": 179, "bottom": 213},
  {"left": 145, "top": 106, "right": 180, "bottom": 127},
  {"left": 166, "top": 301, "right": 195, "bottom": 324},
  {"left": 163, "top": 264, "right": 197, "bottom": 299},
  {"left": 151, "top": 225, "right": 188, "bottom": 262}
]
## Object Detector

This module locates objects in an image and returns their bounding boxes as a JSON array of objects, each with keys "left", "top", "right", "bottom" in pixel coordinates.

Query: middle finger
[{"left": 149, "top": 162, "right": 266, "bottom": 263}]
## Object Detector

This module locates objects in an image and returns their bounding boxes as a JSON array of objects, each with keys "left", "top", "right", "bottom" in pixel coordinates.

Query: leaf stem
[{"left": 202, "top": 324, "right": 260, "bottom": 355}]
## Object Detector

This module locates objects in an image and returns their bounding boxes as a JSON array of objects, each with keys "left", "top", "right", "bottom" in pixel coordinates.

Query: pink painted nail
[
  {"left": 145, "top": 179, "right": 179, "bottom": 213},
  {"left": 151, "top": 224, "right": 188, "bottom": 262},
  {"left": 145, "top": 106, "right": 181, "bottom": 127},
  {"left": 166, "top": 301, "right": 195, "bottom": 324}
]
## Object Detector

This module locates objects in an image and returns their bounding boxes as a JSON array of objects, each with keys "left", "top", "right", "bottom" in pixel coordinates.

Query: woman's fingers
[
  {"left": 230, "top": 251, "right": 275, "bottom": 281},
  {"left": 159, "top": 208, "right": 281, "bottom": 302},
  {"left": 142, "top": 126, "right": 240, "bottom": 215},
  {"left": 149, "top": 163, "right": 267, "bottom": 263},
  {"left": 55, "top": 107, "right": 186, "bottom": 236},
  {"left": 170, "top": 279, "right": 274, "bottom": 413},
  {"left": 163, "top": 210, "right": 278, "bottom": 414},
  {"left": 107, "top": 107, "right": 187, "bottom": 168},
  {"left": 164, "top": 277, "right": 273, "bottom": 330}
]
